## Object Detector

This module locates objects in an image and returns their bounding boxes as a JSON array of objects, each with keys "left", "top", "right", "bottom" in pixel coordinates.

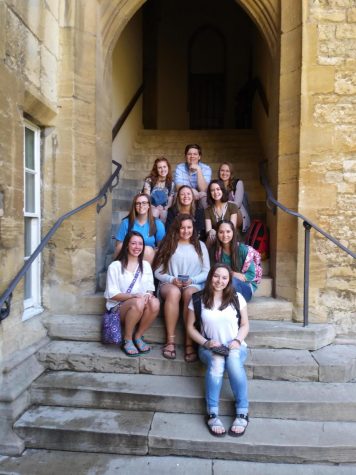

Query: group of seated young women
[{"left": 104, "top": 144, "right": 256, "bottom": 437}]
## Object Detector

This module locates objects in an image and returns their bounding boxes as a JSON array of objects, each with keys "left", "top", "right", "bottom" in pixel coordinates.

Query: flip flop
[
  {"left": 134, "top": 337, "right": 150, "bottom": 354},
  {"left": 162, "top": 342, "right": 176, "bottom": 360},
  {"left": 228, "top": 414, "right": 249, "bottom": 437},
  {"left": 122, "top": 339, "right": 140, "bottom": 357},
  {"left": 206, "top": 414, "right": 226, "bottom": 437}
]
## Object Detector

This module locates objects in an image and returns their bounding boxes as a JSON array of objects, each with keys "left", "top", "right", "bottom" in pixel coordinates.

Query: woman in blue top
[
  {"left": 115, "top": 193, "right": 166, "bottom": 264},
  {"left": 210, "top": 220, "right": 258, "bottom": 302}
]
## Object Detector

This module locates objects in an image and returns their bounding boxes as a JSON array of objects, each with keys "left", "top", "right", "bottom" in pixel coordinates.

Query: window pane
[
  {"left": 25, "top": 128, "right": 35, "bottom": 170},
  {"left": 24, "top": 268, "right": 32, "bottom": 300},
  {"left": 25, "top": 172, "right": 35, "bottom": 212},
  {"left": 24, "top": 218, "right": 32, "bottom": 257}
]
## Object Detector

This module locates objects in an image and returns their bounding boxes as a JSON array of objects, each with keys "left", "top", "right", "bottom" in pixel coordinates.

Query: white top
[
  {"left": 104, "top": 260, "right": 155, "bottom": 310},
  {"left": 188, "top": 293, "right": 247, "bottom": 346},
  {"left": 154, "top": 241, "right": 210, "bottom": 286}
]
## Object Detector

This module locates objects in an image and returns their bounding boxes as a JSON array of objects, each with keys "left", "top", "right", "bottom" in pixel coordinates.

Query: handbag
[
  {"left": 151, "top": 188, "right": 168, "bottom": 207},
  {"left": 101, "top": 265, "right": 141, "bottom": 345}
]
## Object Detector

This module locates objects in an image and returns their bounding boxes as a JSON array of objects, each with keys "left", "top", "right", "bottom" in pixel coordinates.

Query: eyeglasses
[{"left": 135, "top": 201, "right": 149, "bottom": 207}]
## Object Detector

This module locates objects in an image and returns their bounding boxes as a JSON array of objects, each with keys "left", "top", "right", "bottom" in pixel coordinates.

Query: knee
[
  {"left": 165, "top": 288, "right": 181, "bottom": 304},
  {"left": 144, "top": 247, "right": 155, "bottom": 264},
  {"left": 131, "top": 297, "right": 145, "bottom": 314},
  {"left": 148, "top": 297, "right": 160, "bottom": 314},
  {"left": 210, "top": 355, "right": 225, "bottom": 378}
]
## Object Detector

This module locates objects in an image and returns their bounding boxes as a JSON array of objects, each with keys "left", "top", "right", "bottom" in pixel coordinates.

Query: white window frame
[{"left": 23, "top": 120, "right": 43, "bottom": 320}]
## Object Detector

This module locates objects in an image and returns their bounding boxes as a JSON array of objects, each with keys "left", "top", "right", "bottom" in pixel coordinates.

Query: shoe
[
  {"left": 122, "top": 339, "right": 140, "bottom": 357},
  {"left": 162, "top": 342, "right": 176, "bottom": 360},
  {"left": 206, "top": 414, "right": 226, "bottom": 437},
  {"left": 184, "top": 344, "right": 198, "bottom": 363},
  {"left": 134, "top": 337, "right": 150, "bottom": 354},
  {"left": 228, "top": 414, "right": 249, "bottom": 437}
]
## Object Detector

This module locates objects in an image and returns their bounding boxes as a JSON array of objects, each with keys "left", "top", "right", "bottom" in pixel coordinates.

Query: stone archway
[{"left": 97, "top": 0, "right": 303, "bottom": 317}]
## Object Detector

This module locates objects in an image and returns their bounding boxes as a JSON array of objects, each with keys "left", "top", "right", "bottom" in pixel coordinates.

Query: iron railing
[
  {"left": 259, "top": 161, "right": 355, "bottom": 326},
  {"left": 0, "top": 160, "right": 122, "bottom": 323}
]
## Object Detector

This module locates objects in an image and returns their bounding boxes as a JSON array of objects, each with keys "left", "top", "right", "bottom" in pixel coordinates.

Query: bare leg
[
  {"left": 119, "top": 297, "right": 145, "bottom": 340},
  {"left": 160, "top": 284, "right": 181, "bottom": 356},
  {"left": 143, "top": 246, "right": 156, "bottom": 265},
  {"left": 135, "top": 296, "right": 160, "bottom": 339}
]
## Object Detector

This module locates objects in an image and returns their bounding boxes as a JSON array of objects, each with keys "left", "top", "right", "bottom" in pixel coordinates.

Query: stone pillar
[{"left": 297, "top": 1, "right": 356, "bottom": 329}]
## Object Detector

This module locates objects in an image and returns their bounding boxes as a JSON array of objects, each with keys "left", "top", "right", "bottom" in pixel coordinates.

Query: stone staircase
[
  {"left": 3, "top": 306, "right": 356, "bottom": 473},
  {"left": 3, "top": 130, "right": 356, "bottom": 472}
]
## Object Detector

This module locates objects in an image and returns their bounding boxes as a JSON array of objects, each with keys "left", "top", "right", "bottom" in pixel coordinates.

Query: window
[{"left": 23, "top": 121, "right": 42, "bottom": 319}]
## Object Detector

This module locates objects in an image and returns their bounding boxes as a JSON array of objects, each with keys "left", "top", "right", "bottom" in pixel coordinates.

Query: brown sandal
[
  {"left": 184, "top": 344, "right": 198, "bottom": 363},
  {"left": 162, "top": 342, "right": 176, "bottom": 360}
]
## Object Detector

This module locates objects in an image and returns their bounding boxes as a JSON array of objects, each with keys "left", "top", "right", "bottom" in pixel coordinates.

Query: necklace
[{"left": 213, "top": 202, "right": 228, "bottom": 222}]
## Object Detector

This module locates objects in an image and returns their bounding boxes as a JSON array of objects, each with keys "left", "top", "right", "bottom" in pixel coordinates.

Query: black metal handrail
[
  {"left": 0, "top": 160, "right": 122, "bottom": 323},
  {"left": 112, "top": 84, "right": 144, "bottom": 141},
  {"left": 259, "top": 161, "right": 355, "bottom": 326}
]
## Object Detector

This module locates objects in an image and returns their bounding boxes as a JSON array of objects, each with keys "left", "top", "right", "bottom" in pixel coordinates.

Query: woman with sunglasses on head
[
  {"left": 153, "top": 214, "right": 210, "bottom": 362},
  {"left": 105, "top": 231, "right": 160, "bottom": 357},
  {"left": 218, "top": 162, "right": 251, "bottom": 233},
  {"left": 187, "top": 263, "right": 249, "bottom": 437},
  {"left": 205, "top": 179, "right": 242, "bottom": 246},
  {"left": 210, "top": 220, "right": 259, "bottom": 302},
  {"left": 165, "top": 185, "right": 205, "bottom": 240},
  {"left": 143, "top": 157, "right": 175, "bottom": 223},
  {"left": 114, "top": 193, "right": 166, "bottom": 264}
]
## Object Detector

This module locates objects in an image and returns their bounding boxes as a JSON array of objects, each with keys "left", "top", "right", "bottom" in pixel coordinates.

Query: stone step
[
  {"left": 72, "top": 293, "right": 294, "bottom": 321},
  {"left": 36, "top": 340, "right": 356, "bottom": 382},
  {"left": 1, "top": 451, "right": 356, "bottom": 475},
  {"left": 13, "top": 406, "right": 356, "bottom": 463},
  {"left": 42, "top": 316, "right": 333, "bottom": 350},
  {"left": 31, "top": 371, "right": 356, "bottom": 422}
]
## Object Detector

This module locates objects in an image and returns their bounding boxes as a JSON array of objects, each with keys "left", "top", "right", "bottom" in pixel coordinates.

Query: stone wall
[{"left": 298, "top": 0, "right": 356, "bottom": 330}]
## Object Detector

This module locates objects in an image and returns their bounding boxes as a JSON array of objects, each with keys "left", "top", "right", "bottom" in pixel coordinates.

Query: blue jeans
[
  {"left": 232, "top": 277, "right": 253, "bottom": 302},
  {"left": 198, "top": 345, "right": 249, "bottom": 417}
]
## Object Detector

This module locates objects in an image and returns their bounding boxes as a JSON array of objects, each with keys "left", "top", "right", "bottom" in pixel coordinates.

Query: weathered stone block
[
  {"left": 311, "top": 8, "right": 346, "bottom": 23},
  {"left": 336, "top": 24, "right": 356, "bottom": 39},
  {"left": 335, "top": 71, "right": 356, "bottom": 95},
  {"left": 40, "top": 46, "right": 58, "bottom": 104}
]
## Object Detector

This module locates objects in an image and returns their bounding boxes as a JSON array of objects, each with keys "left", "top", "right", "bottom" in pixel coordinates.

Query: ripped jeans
[{"left": 198, "top": 345, "right": 249, "bottom": 417}]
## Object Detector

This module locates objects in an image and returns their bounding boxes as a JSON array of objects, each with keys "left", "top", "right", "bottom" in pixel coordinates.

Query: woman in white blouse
[{"left": 105, "top": 231, "right": 160, "bottom": 356}]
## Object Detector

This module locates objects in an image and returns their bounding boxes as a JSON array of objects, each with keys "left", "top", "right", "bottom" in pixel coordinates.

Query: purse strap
[{"left": 126, "top": 265, "right": 141, "bottom": 294}]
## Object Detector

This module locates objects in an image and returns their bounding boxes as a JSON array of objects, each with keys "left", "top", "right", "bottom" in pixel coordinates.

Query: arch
[
  {"left": 100, "top": 0, "right": 280, "bottom": 69},
  {"left": 235, "top": 0, "right": 279, "bottom": 58}
]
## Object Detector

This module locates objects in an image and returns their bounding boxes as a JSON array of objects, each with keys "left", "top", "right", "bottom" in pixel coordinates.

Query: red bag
[{"left": 244, "top": 219, "right": 269, "bottom": 260}]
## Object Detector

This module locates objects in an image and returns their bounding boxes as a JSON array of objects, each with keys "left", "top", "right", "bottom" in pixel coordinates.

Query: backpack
[
  {"left": 241, "top": 245, "right": 263, "bottom": 284},
  {"left": 244, "top": 219, "right": 269, "bottom": 260},
  {"left": 192, "top": 290, "right": 241, "bottom": 332}
]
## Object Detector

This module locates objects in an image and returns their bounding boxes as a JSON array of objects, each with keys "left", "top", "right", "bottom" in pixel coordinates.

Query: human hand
[
  {"left": 229, "top": 339, "right": 242, "bottom": 350},
  {"left": 233, "top": 272, "right": 246, "bottom": 282}
]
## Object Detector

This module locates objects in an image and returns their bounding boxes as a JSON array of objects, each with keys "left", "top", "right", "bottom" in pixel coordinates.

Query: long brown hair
[
  {"left": 153, "top": 214, "right": 203, "bottom": 273},
  {"left": 145, "top": 157, "right": 173, "bottom": 188},
  {"left": 174, "top": 185, "right": 196, "bottom": 216},
  {"left": 202, "top": 263, "right": 236, "bottom": 310},
  {"left": 211, "top": 220, "right": 241, "bottom": 272},
  {"left": 218, "top": 162, "right": 236, "bottom": 193},
  {"left": 128, "top": 193, "right": 157, "bottom": 237}
]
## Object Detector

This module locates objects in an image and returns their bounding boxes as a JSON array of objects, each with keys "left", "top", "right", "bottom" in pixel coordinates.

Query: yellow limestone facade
[{"left": 0, "top": 0, "right": 355, "bottom": 454}]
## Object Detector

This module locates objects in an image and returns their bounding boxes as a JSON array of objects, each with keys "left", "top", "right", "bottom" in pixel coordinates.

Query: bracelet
[
  {"left": 203, "top": 339, "right": 209, "bottom": 348},
  {"left": 233, "top": 338, "right": 242, "bottom": 346}
]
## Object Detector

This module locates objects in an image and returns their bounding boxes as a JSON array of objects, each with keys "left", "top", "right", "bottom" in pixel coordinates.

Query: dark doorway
[{"left": 188, "top": 26, "right": 226, "bottom": 129}]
